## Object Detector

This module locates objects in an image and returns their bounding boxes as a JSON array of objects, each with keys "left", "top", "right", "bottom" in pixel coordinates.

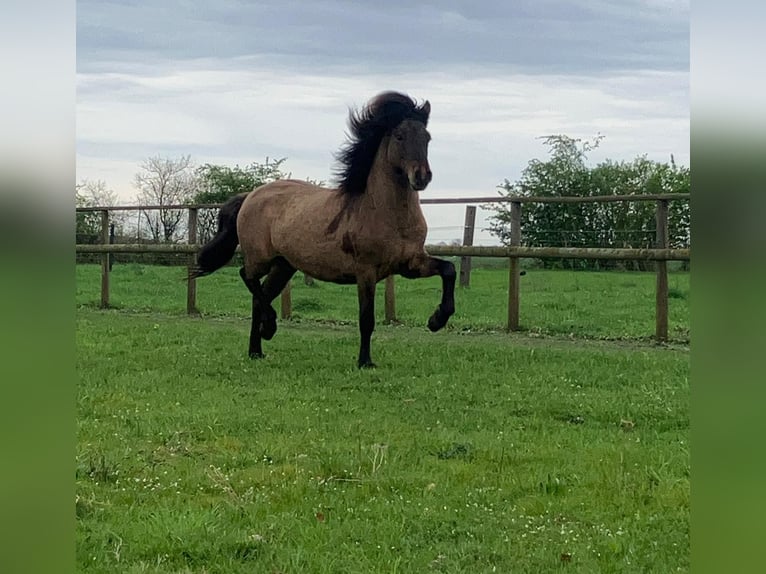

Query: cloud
[
  {"left": 76, "top": 0, "right": 689, "bottom": 244},
  {"left": 77, "top": 61, "right": 688, "bottom": 194},
  {"left": 77, "top": 0, "right": 688, "bottom": 75}
]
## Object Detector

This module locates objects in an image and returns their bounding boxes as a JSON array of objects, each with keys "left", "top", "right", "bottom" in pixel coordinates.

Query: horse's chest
[{"left": 349, "top": 226, "right": 422, "bottom": 259}]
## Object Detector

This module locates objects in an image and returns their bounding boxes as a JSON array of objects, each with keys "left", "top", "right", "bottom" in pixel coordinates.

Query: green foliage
[
  {"left": 76, "top": 179, "right": 119, "bottom": 242},
  {"left": 489, "top": 135, "right": 690, "bottom": 270},
  {"left": 193, "top": 158, "right": 290, "bottom": 243},
  {"left": 193, "top": 158, "right": 289, "bottom": 204},
  {"left": 76, "top": 308, "right": 689, "bottom": 573},
  {"left": 75, "top": 189, "right": 101, "bottom": 240}
]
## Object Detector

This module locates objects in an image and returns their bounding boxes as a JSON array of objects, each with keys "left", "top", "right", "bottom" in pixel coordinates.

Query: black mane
[{"left": 333, "top": 91, "right": 430, "bottom": 196}]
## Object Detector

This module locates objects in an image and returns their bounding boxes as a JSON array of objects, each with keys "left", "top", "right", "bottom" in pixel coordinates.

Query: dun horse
[{"left": 190, "top": 91, "right": 456, "bottom": 367}]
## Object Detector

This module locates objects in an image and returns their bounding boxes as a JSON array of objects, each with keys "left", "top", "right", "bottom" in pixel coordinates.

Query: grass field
[
  {"left": 76, "top": 264, "right": 690, "bottom": 342},
  {"left": 76, "top": 264, "right": 690, "bottom": 573}
]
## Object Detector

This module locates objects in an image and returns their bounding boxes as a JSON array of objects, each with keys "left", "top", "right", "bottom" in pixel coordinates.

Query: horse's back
[
  {"left": 237, "top": 180, "right": 349, "bottom": 274},
  {"left": 244, "top": 179, "right": 324, "bottom": 206},
  {"left": 239, "top": 179, "right": 340, "bottom": 230}
]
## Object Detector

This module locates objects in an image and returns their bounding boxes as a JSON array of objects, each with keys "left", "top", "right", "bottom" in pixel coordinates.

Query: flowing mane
[{"left": 334, "top": 91, "right": 430, "bottom": 196}]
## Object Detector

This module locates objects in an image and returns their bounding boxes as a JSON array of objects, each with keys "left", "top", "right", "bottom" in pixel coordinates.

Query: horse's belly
[
  {"left": 273, "top": 221, "right": 411, "bottom": 285},
  {"left": 282, "top": 247, "right": 356, "bottom": 284},
  {"left": 311, "top": 271, "right": 357, "bottom": 285},
  {"left": 285, "top": 251, "right": 398, "bottom": 286}
]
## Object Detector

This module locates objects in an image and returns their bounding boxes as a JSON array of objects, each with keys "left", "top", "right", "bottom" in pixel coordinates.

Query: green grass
[
  {"left": 77, "top": 305, "right": 689, "bottom": 572},
  {"left": 76, "top": 264, "right": 690, "bottom": 342},
  {"left": 77, "top": 264, "right": 689, "bottom": 572}
]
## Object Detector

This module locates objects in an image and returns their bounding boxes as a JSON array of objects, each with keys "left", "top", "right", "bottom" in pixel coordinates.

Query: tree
[
  {"left": 193, "top": 158, "right": 289, "bottom": 242},
  {"left": 488, "top": 135, "right": 690, "bottom": 270},
  {"left": 194, "top": 157, "right": 288, "bottom": 203},
  {"left": 489, "top": 135, "right": 599, "bottom": 269},
  {"left": 76, "top": 179, "right": 120, "bottom": 242},
  {"left": 134, "top": 155, "right": 198, "bottom": 242}
]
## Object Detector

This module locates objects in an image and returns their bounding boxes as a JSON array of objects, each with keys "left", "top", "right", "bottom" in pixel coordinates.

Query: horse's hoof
[
  {"left": 358, "top": 360, "right": 377, "bottom": 369},
  {"left": 428, "top": 312, "right": 447, "bottom": 332},
  {"left": 428, "top": 306, "right": 454, "bottom": 332},
  {"left": 249, "top": 351, "right": 265, "bottom": 359}
]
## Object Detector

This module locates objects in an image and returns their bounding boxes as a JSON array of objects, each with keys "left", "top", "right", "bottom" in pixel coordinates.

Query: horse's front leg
[
  {"left": 356, "top": 274, "right": 377, "bottom": 368},
  {"left": 400, "top": 254, "right": 456, "bottom": 332}
]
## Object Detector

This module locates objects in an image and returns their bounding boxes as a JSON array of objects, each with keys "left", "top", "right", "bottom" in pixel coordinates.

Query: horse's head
[
  {"left": 387, "top": 102, "right": 432, "bottom": 192},
  {"left": 335, "top": 92, "right": 433, "bottom": 196}
]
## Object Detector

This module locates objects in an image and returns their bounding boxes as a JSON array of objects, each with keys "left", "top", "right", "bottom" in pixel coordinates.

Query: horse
[{"left": 190, "top": 91, "right": 456, "bottom": 368}]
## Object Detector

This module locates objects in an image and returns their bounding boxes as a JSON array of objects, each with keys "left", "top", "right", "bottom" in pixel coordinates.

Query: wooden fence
[{"left": 76, "top": 193, "right": 690, "bottom": 341}]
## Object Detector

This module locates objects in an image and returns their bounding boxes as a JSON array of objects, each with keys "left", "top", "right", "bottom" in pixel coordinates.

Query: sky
[{"left": 76, "top": 0, "right": 689, "bottom": 245}]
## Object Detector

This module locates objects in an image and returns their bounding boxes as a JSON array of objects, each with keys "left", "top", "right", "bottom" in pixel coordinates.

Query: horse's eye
[{"left": 394, "top": 133, "right": 404, "bottom": 142}]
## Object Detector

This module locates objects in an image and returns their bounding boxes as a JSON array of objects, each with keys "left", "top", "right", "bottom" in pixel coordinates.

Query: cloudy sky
[{"left": 76, "top": 0, "right": 689, "bottom": 245}]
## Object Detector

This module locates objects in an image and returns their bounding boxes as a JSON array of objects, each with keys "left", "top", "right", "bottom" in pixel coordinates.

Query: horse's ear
[{"left": 421, "top": 100, "right": 431, "bottom": 118}]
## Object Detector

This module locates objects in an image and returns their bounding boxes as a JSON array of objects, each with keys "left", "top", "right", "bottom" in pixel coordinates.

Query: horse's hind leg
[
  {"left": 239, "top": 266, "right": 269, "bottom": 358},
  {"left": 259, "top": 257, "right": 297, "bottom": 340}
]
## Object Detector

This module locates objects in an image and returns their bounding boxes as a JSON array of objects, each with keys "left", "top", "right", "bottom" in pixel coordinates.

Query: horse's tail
[{"left": 188, "top": 193, "right": 248, "bottom": 280}]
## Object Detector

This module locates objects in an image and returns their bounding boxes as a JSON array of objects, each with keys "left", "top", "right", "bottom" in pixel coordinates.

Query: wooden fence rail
[
  {"left": 77, "top": 243, "right": 691, "bottom": 260},
  {"left": 75, "top": 193, "right": 689, "bottom": 212},
  {"left": 77, "top": 193, "right": 690, "bottom": 341}
]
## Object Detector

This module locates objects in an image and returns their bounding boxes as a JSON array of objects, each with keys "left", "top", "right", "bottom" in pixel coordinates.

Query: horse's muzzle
[{"left": 409, "top": 165, "right": 432, "bottom": 191}]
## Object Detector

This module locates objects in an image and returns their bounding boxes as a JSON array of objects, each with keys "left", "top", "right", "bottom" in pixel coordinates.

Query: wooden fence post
[
  {"left": 100, "top": 210, "right": 110, "bottom": 308},
  {"left": 109, "top": 223, "right": 115, "bottom": 271},
  {"left": 459, "top": 205, "right": 477, "bottom": 287},
  {"left": 655, "top": 200, "right": 669, "bottom": 342},
  {"left": 385, "top": 275, "right": 396, "bottom": 323},
  {"left": 187, "top": 207, "right": 198, "bottom": 315},
  {"left": 281, "top": 280, "right": 292, "bottom": 319},
  {"left": 507, "top": 201, "right": 522, "bottom": 331}
]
